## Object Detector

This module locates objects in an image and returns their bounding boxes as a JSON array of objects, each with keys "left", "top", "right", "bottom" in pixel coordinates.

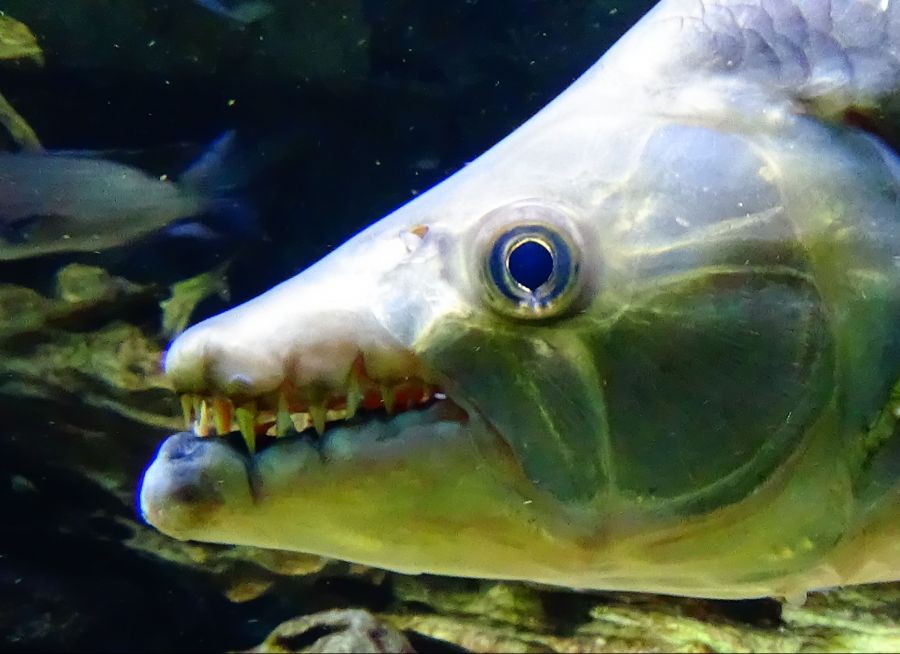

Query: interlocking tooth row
[{"left": 179, "top": 376, "right": 439, "bottom": 454}]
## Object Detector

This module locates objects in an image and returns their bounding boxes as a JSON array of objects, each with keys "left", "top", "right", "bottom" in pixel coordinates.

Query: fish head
[
  {"left": 139, "top": 89, "right": 846, "bottom": 592},
  {"left": 141, "top": 0, "right": 900, "bottom": 596},
  {"left": 140, "top": 104, "right": 638, "bottom": 580}
]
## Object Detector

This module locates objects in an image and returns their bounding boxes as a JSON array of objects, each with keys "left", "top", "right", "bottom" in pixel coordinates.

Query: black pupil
[{"left": 508, "top": 239, "right": 554, "bottom": 291}]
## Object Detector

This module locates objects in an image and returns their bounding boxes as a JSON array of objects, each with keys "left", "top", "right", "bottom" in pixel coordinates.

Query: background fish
[
  {"left": 0, "top": 132, "right": 252, "bottom": 260},
  {"left": 192, "top": 0, "right": 274, "bottom": 25}
]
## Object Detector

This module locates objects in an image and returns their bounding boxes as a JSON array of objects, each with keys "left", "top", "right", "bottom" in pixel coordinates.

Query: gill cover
[
  {"left": 424, "top": 124, "right": 837, "bottom": 509},
  {"left": 425, "top": 201, "right": 608, "bottom": 503}
]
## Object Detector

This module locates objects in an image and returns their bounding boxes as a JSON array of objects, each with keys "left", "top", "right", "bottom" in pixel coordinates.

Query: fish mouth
[
  {"left": 141, "top": 348, "right": 506, "bottom": 553},
  {"left": 175, "top": 353, "right": 470, "bottom": 459}
]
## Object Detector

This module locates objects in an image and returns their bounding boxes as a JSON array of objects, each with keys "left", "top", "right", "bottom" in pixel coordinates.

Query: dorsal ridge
[{"left": 599, "top": 0, "right": 899, "bottom": 122}]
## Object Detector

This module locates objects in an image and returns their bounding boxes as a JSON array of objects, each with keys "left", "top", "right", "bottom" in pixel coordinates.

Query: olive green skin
[
  {"left": 141, "top": 0, "right": 900, "bottom": 598},
  {"left": 401, "top": 114, "right": 900, "bottom": 596}
]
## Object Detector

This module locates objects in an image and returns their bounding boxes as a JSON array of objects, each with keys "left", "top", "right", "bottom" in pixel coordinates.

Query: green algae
[
  {"left": 0, "top": 14, "right": 43, "bottom": 65},
  {"left": 160, "top": 261, "right": 231, "bottom": 338},
  {"left": 0, "top": 14, "right": 42, "bottom": 150},
  {"left": 375, "top": 579, "right": 900, "bottom": 653}
]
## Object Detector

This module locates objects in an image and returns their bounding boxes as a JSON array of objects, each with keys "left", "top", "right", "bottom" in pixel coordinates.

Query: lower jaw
[
  {"left": 215, "top": 398, "right": 469, "bottom": 464},
  {"left": 139, "top": 399, "right": 472, "bottom": 536}
]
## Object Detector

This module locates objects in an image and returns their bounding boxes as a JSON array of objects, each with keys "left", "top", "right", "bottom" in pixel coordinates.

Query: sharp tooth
[
  {"left": 276, "top": 393, "right": 292, "bottom": 437},
  {"left": 197, "top": 400, "right": 211, "bottom": 436},
  {"left": 345, "top": 373, "right": 362, "bottom": 419},
  {"left": 180, "top": 394, "right": 193, "bottom": 428},
  {"left": 381, "top": 385, "right": 395, "bottom": 414},
  {"left": 235, "top": 401, "right": 257, "bottom": 454},
  {"left": 291, "top": 412, "right": 310, "bottom": 432},
  {"left": 309, "top": 403, "right": 327, "bottom": 436},
  {"left": 191, "top": 395, "right": 203, "bottom": 432},
  {"left": 213, "top": 398, "right": 232, "bottom": 436}
]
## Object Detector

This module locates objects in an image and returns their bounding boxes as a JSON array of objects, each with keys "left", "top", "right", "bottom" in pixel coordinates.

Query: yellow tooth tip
[
  {"left": 381, "top": 386, "right": 395, "bottom": 414},
  {"left": 235, "top": 403, "right": 257, "bottom": 454},
  {"left": 196, "top": 400, "right": 211, "bottom": 436},
  {"left": 276, "top": 393, "right": 292, "bottom": 437},
  {"left": 240, "top": 429, "right": 256, "bottom": 454},
  {"left": 180, "top": 394, "right": 193, "bottom": 428},
  {"left": 310, "top": 405, "right": 326, "bottom": 436},
  {"left": 213, "top": 399, "right": 232, "bottom": 436}
]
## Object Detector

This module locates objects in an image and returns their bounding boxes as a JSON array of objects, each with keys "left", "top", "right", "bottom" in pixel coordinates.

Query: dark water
[
  {"left": 0, "top": 0, "right": 653, "bottom": 303},
  {"left": 0, "top": 2, "right": 659, "bottom": 651}
]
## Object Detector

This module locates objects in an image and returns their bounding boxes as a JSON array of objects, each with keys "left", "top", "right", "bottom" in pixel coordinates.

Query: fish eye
[
  {"left": 484, "top": 222, "right": 579, "bottom": 318},
  {"left": 507, "top": 239, "right": 554, "bottom": 291}
]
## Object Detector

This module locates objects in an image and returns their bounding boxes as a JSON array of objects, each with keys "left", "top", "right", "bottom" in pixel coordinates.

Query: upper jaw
[
  {"left": 165, "top": 302, "right": 458, "bottom": 450},
  {"left": 161, "top": 243, "right": 468, "bottom": 453},
  {"left": 163, "top": 279, "right": 425, "bottom": 399}
]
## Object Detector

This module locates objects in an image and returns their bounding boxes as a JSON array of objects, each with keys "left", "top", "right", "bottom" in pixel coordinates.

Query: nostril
[
  {"left": 205, "top": 342, "right": 285, "bottom": 396},
  {"left": 225, "top": 374, "right": 254, "bottom": 395}
]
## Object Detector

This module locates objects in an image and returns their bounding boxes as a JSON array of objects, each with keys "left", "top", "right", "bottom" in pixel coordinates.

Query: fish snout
[
  {"left": 163, "top": 212, "right": 440, "bottom": 412},
  {"left": 161, "top": 276, "right": 437, "bottom": 454},
  {"left": 164, "top": 321, "right": 286, "bottom": 396},
  {"left": 139, "top": 431, "right": 253, "bottom": 539},
  {"left": 165, "top": 305, "right": 423, "bottom": 398}
]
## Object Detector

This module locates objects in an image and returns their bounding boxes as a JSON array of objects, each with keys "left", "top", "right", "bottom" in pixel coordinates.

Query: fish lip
[
  {"left": 139, "top": 397, "right": 474, "bottom": 536},
  {"left": 138, "top": 394, "right": 508, "bottom": 547},
  {"left": 171, "top": 344, "right": 470, "bottom": 444},
  {"left": 169, "top": 356, "right": 518, "bottom": 476},
  {"left": 204, "top": 393, "right": 470, "bottom": 460},
  {"left": 138, "top": 431, "right": 253, "bottom": 537}
]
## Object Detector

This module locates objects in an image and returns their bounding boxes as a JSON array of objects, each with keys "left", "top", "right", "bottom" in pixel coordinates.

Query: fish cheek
[
  {"left": 598, "top": 271, "right": 834, "bottom": 513},
  {"left": 421, "top": 318, "right": 610, "bottom": 505}
]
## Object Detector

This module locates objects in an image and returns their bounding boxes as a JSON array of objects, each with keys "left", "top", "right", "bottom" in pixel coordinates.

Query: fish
[
  {"left": 192, "top": 0, "right": 274, "bottom": 25},
  {"left": 0, "top": 132, "right": 250, "bottom": 260},
  {"left": 140, "top": 0, "right": 900, "bottom": 600}
]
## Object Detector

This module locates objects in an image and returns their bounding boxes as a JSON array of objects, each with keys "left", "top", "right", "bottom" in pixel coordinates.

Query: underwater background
[{"left": 0, "top": 1, "right": 897, "bottom": 651}]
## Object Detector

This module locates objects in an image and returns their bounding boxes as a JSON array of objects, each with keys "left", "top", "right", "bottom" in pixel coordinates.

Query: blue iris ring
[{"left": 486, "top": 223, "right": 578, "bottom": 316}]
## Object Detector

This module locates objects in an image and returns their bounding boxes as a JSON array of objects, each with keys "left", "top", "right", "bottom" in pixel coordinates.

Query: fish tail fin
[
  {"left": 177, "top": 131, "right": 264, "bottom": 241},
  {"left": 180, "top": 130, "right": 239, "bottom": 195},
  {"left": 203, "top": 198, "right": 262, "bottom": 239},
  {"left": 163, "top": 201, "right": 262, "bottom": 243},
  {"left": 226, "top": 1, "right": 274, "bottom": 24},
  {"left": 195, "top": 0, "right": 274, "bottom": 25}
]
